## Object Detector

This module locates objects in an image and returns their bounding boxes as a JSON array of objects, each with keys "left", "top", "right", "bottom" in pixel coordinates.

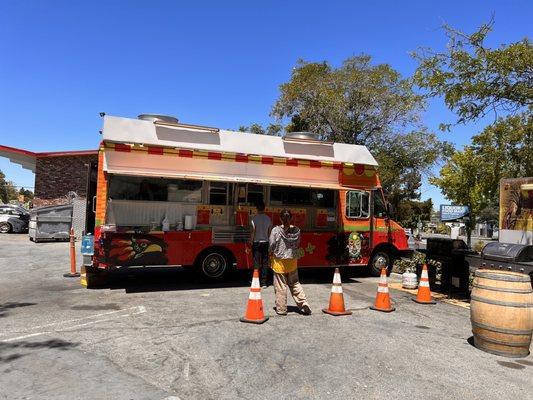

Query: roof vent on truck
[
  {"left": 283, "top": 131, "right": 333, "bottom": 145},
  {"left": 137, "top": 114, "right": 180, "bottom": 124},
  {"left": 139, "top": 114, "right": 220, "bottom": 133}
]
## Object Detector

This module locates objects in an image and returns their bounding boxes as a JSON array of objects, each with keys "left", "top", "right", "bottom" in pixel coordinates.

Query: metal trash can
[{"left": 29, "top": 204, "right": 73, "bottom": 242}]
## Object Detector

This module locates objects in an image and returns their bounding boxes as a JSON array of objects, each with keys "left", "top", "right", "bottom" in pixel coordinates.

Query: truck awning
[{"left": 103, "top": 150, "right": 348, "bottom": 189}]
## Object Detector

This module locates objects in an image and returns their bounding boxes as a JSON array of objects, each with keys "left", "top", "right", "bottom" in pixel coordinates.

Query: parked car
[{"left": 0, "top": 204, "right": 30, "bottom": 233}]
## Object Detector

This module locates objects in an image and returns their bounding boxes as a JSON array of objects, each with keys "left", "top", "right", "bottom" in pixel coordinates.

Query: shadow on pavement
[
  {"left": 0, "top": 339, "right": 79, "bottom": 363},
  {"left": 0, "top": 302, "right": 37, "bottom": 318},
  {"left": 102, "top": 266, "right": 367, "bottom": 294}
]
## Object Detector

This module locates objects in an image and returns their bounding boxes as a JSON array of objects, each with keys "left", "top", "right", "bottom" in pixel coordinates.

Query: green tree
[
  {"left": 272, "top": 55, "right": 425, "bottom": 145},
  {"left": 237, "top": 123, "right": 282, "bottom": 136},
  {"left": 430, "top": 148, "right": 483, "bottom": 244},
  {"left": 430, "top": 113, "right": 532, "bottom": 240},
  {"left": 0, "top": 170, "right": 18, "bottom": 203},
  {"left": 270, "top": 55, "right": 450, "bottom": 205},
  {"left": 396, "top": 198, "right": 433, "bottom": 229},
  {"left": 374, "top": 130, "right": 453, "bottom": 211},
  {"left": 412, "top": 19, "right": 533, "bottom": 128},
  {"left": 19, "top": 187, "right": 34, "bottom": 201}
]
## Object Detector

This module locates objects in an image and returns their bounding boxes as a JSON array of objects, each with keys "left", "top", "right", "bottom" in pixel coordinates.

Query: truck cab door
[{"left": 371, "top": 189, "right": 391, "bottom": 246}]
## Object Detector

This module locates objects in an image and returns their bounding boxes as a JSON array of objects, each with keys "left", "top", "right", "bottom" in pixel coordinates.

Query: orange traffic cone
[
  {"left": 412, "top": 264, "right": 436, "bottom": 304},
  {"left": 370, "top": 267, "right": 396, "bottom": 312},
  {"left": 322, "top": 268, "right": 352, "bottom": 316},
  {"left": 240, "top": 269, "right": 269, "bottom": 324}
]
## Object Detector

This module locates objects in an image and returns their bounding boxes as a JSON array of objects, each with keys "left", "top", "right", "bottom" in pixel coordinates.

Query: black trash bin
[{"left": 425, "top": 237, "right": 474, "bottom": 296}]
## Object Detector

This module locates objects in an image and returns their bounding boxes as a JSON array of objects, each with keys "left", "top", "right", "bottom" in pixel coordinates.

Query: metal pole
[{"left": 64, "top": 227, "right": 80, "bottom": 277}]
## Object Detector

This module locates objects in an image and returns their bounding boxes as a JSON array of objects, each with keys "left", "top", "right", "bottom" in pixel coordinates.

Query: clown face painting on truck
[{"left": 83, "top": 114, "right": 411, "bottom": 287}]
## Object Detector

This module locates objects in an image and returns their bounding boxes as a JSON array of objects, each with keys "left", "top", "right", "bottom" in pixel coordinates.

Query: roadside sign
[{"left": 440, "top": 205, "right": 469, "bottom": 222}]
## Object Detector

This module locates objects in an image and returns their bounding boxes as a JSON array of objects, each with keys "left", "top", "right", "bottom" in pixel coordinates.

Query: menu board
[
  {"left": 197, "top": 205, "right": 210, "bottom": 225},
  {"left": 316, "top": 209, "right": 328, "bottom": 227}
]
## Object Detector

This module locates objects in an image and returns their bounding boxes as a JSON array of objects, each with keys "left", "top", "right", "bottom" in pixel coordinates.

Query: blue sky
[{"left": 1, "top": 1, "right": 531, "bottom": 206}]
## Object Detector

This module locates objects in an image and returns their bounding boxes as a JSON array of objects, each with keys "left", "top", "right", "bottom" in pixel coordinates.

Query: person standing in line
[
  {"left": 250, "top": 200, "right": 272, "bottom": 288},
  {"left": 269, "top": 209, "right": 311, "bottom": 315}
]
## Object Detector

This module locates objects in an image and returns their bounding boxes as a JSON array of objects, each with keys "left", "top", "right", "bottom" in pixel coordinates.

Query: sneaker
[
  {"left": 275, "top": 307, "right": 287, "bottom": 316},
  {"left": 300, "top": 305, "right": 312, "bottom": 315}
]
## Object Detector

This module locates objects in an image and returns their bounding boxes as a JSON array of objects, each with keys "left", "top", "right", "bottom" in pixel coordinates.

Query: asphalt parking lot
[{"left": 0, "top": 234, "right": 531, "bottom": 400}]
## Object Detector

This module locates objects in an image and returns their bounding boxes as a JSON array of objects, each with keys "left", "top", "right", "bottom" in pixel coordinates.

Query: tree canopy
[
  {"left": 268, "top": 55, "right": 450, "bottom": 211},
  {"left": 412, "top": 19, "right": 533, "bottom": 128},
  {"left": 430, "top": 112, "right": 532, "bottom": 224},
  {"left": 0, "top": 170, "right": 18, "bottom": 204},
  {"left": 375, "top": 130, "right": 453, "bottom": 210},
  {"left": 271, "top": 55, "right": 425, "bottom": 145},
  {"left": 237, "top": 123, "right": 282, "bottom": 136},
  {"left": 396, "top": 198, "right": 433, "bottom": 229}
]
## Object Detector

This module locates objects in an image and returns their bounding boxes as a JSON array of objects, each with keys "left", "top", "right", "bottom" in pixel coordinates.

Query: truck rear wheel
[
  {"left": 197, "top": 250, "right": 230, "bottom": 280},
  {"left": 368, "top": 250, "right": 391, "bottom": 277}
]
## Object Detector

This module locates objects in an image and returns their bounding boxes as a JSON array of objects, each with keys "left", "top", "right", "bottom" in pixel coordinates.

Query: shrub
[{"left": 393, "top": 251, "right": 426, "bottom": 274}]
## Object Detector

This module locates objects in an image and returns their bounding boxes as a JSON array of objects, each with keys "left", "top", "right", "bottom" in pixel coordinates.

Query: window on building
[
  {"left": 247, "top": 184, "right": 264, "bottom": 205},
  {"left": 108, "top": 176, "right": 202, "bottom": 203},
  {"left": 209, "top": 182, "right": 231, "bottom": 205},
  {"left": 374, "top": 191, "right": 388, "bottom": 218},
  {"left": 312, "top": 189, "right": 335, "bottom": 208},
  {"left": 346, "top": 190, "right": 370, "bottom": 218},
  {"left": 270, "top": 186, "right": 335, "bottom": 208}
]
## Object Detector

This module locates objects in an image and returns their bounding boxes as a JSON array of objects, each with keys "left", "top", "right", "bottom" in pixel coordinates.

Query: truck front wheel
[
  {"left": 197, "top": 250, "right": 230, "bottom": 280},
  {"left": 368, "top": 250, "right": 391, "bottom": 277}
]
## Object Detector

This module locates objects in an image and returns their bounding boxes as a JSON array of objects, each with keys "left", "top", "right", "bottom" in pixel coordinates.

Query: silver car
[{"left": 0, "top": 204, "right": 30, "bottom": 233}]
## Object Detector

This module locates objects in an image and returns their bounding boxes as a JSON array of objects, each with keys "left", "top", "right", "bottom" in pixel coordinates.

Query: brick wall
[{"left": 33, "top": 154, "right": 98, "bottom": 207}]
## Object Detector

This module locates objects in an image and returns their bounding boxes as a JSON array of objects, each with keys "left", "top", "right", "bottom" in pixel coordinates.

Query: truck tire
[
  {"left": 368, "top": 250, "right": 391, "bottom": 277},
  {"left": 0, "top": 222, "right": 12, "bottom": 234},
  {"left": 197, "top": 249, "right": 230, "bottom": 280}
]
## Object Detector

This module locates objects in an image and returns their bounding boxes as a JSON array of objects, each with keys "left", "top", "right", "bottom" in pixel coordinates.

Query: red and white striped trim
[{"left": 102, "top": 141, "right": 375, "bottom": 174}]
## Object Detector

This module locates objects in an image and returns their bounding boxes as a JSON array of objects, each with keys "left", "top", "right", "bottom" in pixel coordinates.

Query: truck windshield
[{"left": 346, "top": 190, "right": 369, "bottom": 218}]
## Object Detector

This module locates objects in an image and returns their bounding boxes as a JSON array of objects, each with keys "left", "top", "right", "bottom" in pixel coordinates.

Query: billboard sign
[{"left": 440, "top": 205, "right": 470, "bottom": 222}]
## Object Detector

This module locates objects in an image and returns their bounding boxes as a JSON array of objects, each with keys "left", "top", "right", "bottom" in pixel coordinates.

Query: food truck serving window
[
  {"left": 209, "top": 182, "right": 232, "bottom": 205},
  {"left": 346, "top": 190, "right": 369, "bottom": 219},
  {"left": 270, "top": 186, "right": 334, "bottom": 208},
  {"left": 108, "top": 175, "right": 202, "bottom": 203}
]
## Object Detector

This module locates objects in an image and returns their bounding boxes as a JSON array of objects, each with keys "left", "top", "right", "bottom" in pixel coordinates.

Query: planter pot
[{"left": 402, "top": 272, "right": 418, "bottom": 289}]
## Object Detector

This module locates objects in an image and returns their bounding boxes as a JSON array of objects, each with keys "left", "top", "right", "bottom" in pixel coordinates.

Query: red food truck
[{"left": 86, "top": 114, "right": 410, "bottom": 286}]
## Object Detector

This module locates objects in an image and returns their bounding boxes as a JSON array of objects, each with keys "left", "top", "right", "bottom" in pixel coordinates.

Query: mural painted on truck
[
  {"left": 105, "top": 234, "right": 168, "bottom": 266},
  {"left": 500, "top": 178, "right": 533, "bottom": 231}
]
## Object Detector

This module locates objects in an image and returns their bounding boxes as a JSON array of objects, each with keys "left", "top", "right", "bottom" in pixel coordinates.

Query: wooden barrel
[{"left": 470, "top": 270, "right": 533, "bottom": 358}]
